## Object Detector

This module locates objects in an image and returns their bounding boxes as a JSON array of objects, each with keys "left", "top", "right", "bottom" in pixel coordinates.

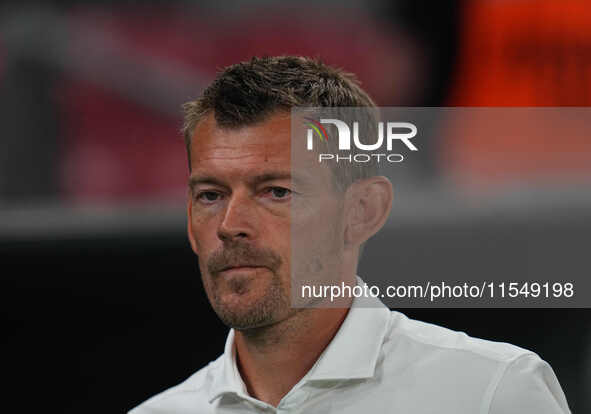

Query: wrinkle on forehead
[
  {"left": 195, "top": 152, "right": 284, "bottom": 163},
  {"left": 189, "top": 112, "right": 333, "bottom": 193},
  {"left": 190, "top": 114, "right": 291, "bottom": 167}
]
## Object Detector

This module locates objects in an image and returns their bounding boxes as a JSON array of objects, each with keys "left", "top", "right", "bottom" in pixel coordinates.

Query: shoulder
[
  {"left": 128, "top": 356, "right": 222, "bottom": 414},
  {"left": 488, "top": 352, "right": 571, "bottom": 414},
  {"left": 380, "top": 311, "right": 571, "bottom": 413},
  {"left": 385, "top": 310, "right": 532, "bottom": 363}
]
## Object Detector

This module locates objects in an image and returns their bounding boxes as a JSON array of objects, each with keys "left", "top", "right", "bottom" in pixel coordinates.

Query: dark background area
[
  {"left": 1, "top": 0, "right": 590, "bottom": 412},
  {"left": 3, "top": 227, "right": 589, "bottom": 412}
]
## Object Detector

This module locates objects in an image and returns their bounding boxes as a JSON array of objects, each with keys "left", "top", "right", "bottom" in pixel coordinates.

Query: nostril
[{"left": 217, "top": 230, "right": 249, "bottom": 241}]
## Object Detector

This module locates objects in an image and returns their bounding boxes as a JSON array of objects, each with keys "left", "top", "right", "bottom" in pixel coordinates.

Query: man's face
[{"left": 187, "top": 113, "right": 345, "bottom": 330}]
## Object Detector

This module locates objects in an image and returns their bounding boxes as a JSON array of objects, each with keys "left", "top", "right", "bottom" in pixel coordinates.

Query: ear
[
  {"left": 187, "top": 197, "right": 199, "bottom": 255},
  {"left": 343, "top": 176, "right": 393, "bottom": 249}
]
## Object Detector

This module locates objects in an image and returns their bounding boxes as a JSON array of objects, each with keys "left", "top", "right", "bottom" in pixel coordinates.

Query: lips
[
  {"left": 207, "top": 243, "right": 281, "bottom": 277},
  {"left": 219, "top": 265, "right": 265, "bottom": 273}
]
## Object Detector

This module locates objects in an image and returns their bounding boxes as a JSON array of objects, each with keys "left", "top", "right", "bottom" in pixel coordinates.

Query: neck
[{"left": 233, "top": 304, "right": 351, "bottom": 407}]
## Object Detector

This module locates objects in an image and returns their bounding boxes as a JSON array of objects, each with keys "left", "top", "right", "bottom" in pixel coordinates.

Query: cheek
[
  {"left": 293, "top": 198, "right": 344, "bottom": 246},
  {"left": 190, "top": 213, "right": 219, "bottom": 255},
  {"left": 291, "top": 202, "right": 345, "bottom": 279}
]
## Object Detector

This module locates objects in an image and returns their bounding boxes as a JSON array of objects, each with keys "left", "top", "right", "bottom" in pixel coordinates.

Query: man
[{"left": 129, "top": 56, "right": 571, "bottom": 413}]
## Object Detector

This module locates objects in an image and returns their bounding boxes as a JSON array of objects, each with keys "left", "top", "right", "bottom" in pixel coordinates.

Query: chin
[
  {"left": 213, "top": 289, "right": 288, "bottom": 330},
  {"left": 216, "top": 306, "right": 277, "bottom": 330}
]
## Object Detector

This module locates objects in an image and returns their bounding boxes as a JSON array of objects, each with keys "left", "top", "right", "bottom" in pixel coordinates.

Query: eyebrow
[{"left": 188, "top": 171, "right": 303, "bottom": 191}]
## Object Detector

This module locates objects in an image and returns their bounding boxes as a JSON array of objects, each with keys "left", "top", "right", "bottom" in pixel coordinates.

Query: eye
[
  {"left": 196, "top": 191, "right": 222, "bottom": 204},
  {"left": 264, "top": 187, "right": 292, "bottom": 200}
]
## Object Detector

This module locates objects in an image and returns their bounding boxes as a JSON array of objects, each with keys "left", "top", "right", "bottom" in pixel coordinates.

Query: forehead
[
  {"left": 191, "top": 113, "right": 290, "bottom": 166},
  {"left": 189, "top": 113, "right": 335, "bottom": 191}
]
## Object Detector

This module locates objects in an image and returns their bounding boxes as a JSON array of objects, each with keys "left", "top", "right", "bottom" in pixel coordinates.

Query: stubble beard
[
  {"left": 212, "top": 269, "right": 291, "bottom": 330},
  {"left": 201, "top": 241, "right": 291, "bottom": 330}
]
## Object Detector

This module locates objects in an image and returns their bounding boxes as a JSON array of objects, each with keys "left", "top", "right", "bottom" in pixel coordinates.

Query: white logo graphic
[{"left": 306, "top": 119, "right": 418, "bottom": 164}]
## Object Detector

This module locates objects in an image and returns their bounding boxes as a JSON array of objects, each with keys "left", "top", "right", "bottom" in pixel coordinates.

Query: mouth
[{"left": 219, "top": 265, "right": 267, "bottom": 274}]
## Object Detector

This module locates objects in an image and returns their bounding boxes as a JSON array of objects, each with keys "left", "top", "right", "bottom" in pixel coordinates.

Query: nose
[{"left": 217, "top": 190, "right": 258, "bottom": 242}]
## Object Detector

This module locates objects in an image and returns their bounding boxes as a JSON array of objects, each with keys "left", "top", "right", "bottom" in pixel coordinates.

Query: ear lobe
[
  {"left": 187, "top": 198, "right": 199, "bottom": 255},
  {"left": 344, "top": 176, "right": 393, "bottom": 248}
]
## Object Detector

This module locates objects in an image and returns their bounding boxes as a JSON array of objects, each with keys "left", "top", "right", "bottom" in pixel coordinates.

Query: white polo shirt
[{"left": 129, "top": 284, "right": 571, "bottom": 413}]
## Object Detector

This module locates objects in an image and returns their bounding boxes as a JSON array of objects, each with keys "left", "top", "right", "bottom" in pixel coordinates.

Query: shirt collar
[
  {"left": 207, "top": 328, "right": 247, "bottom": 403},
  {"left": 207, "top": 276, "right": 391, "bottom": 402},
  {"left": 304, "top": 277, "right": 391, "bottom": 381}
]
